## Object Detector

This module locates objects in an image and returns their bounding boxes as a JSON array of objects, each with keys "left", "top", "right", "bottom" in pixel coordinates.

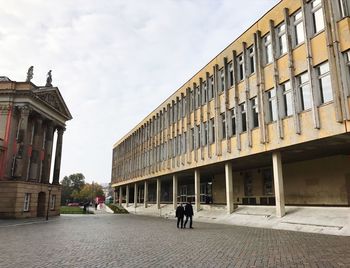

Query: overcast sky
[{"left": 0, "top": 0, "right": 279, "bottom": 184}]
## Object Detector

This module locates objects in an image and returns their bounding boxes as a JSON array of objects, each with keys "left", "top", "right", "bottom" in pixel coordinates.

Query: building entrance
[{"left": 37, "top": 192, "right": 46, "bottom": 217}]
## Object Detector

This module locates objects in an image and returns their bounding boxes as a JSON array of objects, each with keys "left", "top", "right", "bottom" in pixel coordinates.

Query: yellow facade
[{"left": 111, "top": 0, "right": 350, "bottom": 211}]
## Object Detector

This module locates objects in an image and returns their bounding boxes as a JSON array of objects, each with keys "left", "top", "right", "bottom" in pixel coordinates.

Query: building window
[
  {"left": 281, "top": 81, "right": 293, "bottom": 117},
  {"left": 250, "top": 97, "right": 259, "bottom": 128},
  {"left": 191, "top": 128, "right": 195, "bottom": 151},
  {"left": 277, "top": 23, "right": 287, "bottom": 56},
  {"left": 219, "top": 68, "right": 225, "bottom": 93},
  {"left": 311, "top": 0, "right": 325, "bottom": 34},
  {"left": 263, "top": 33, "right": 273, "bottom": 65},
  {"left": 190, "top": 89, "right": 194, "bottom": 111},
  {"left": 239, "top": 102, "right": 247, "bottom": 132},
  {"left": 203, "top": 122, "right": 208, "bottom": 146},
  {"left": 248, "top": 46, "right": 255, "bottom": 75},
  {"left": 338, "top": 0, "right": 349, "bottom": 18},
  {"left": 230, "top": 108, "right": 236, "bottom": 136},
  {"left": 195, "top": 86, "right": 200, "bottom": 109},
  {"left": 228, "top": 61, "right": 234, "bottom": 87},
  {"left": 293, "top": 10, "right": 305, "bottom": 47},
  {"left": 221, "top": 113, "right": 226, "bottom": 140},
  {"left": 343, "top": 50, "right": 350, "bottom": 96},
  {"left": 297, "top": 72, "right": 312, "bottom": 110},
  {"left": 201, "top": 80, "right": 207, "bottom": 105},
  {"left": 266, "top": 88, "right": 277, "bottom": 122},
  {"left": 50, "top": 195, "right": 56, "bottom": 210},
  {"left": 209, "top": 118, "right": 215, "bottom": 144},
  {"left": 196, "top": 125, "right": 200, "bottom": 149},
  {"left": 208, "top": 76, "right": 214, "bottom": 100},
  {"left": 317, "top": 62, "right": 332, "bottom": 104},
  {"left": 23, "top": 193, "right": 31, "bottom": 211},
  {"left": 182, "top": 96, "right": 186, "bottom": 118},
  {"left": 237, "top": 54, "right": 244, "bottom": 81}
]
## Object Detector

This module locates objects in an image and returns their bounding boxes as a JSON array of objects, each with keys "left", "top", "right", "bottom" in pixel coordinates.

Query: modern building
[
  {"left": 111, "top": 0, "right": 350, "bottom": 217},
  {"left": 0, "top": 74, "right": 72, "bottom": 218}
]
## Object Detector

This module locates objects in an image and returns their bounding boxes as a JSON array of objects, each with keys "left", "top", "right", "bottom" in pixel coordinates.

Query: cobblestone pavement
[{"left": 0, "top": 214, "right": 349, "bottom": 268}]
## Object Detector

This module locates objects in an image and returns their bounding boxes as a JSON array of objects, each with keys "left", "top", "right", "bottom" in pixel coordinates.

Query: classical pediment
[{"left": 35, "top": 87, "right": 72, "bottom": 120}]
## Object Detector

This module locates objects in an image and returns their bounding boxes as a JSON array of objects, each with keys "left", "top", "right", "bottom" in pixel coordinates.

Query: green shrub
[
  {"left": 107, "top": 204, "right": 129, "bottom": 214},
  {"left": 60, "top": 206, "right": 94, "bottom": 214}
]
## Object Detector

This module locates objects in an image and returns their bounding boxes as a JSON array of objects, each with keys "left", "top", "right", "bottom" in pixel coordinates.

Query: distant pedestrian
[
  {"left": 184, "top": 201, "right": 194, "bottom": 229},
  {"left": 94, "top": 203, "right": 98, "bottom": 210},
  {"left": 175, "top": 203, "right": 185, "bottom": 228}
]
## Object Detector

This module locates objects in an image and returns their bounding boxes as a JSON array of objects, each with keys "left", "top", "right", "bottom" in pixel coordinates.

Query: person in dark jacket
[
  {"left": 184, "top": 201, "right": 194, "bottom": 229},
  {"left": 175, "top": 203, "right": 185, "bottom": 228}
]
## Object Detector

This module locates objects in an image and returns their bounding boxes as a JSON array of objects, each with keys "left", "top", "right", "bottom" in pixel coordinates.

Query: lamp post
[{"left": 46, "top": 185, "right": 52, "bottom": 221}]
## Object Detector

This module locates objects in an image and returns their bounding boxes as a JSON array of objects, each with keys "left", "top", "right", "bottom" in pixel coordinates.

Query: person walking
[
  {"left": 175, "top": 203, "right": 185, "bottom": 229},
  {"left": 184, "top": 201, "right": 194, "bottom": 229}
]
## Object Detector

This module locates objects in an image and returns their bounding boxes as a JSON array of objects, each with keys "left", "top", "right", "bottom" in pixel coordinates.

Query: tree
[
  {"left": 72, "top": 183, "right": 104, "bottom": 202},
  {"left": 60, "top": 173, "right": 86, "bottom": 204}
]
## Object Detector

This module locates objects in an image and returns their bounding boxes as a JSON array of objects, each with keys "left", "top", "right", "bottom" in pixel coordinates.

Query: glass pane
[
  {"left": 314, "top": 8, "right": 325, "bottom": 33},
  {"left": 320, "top": 75, "right": 333, "bottom": 103},
  {"left": 280, "top": 34, "right": 287, "bottom": 55},
  {"left": 285, "top": 92, "right": 293, "bottom": 116},
  {"left": 296, "top": 23, "right": 305, "bottom": 45},
  {"left": 301, "top": 84, "right": 312, "bottom": 110},
  {"left": 295, "top": 10, "right": 302, "bottom": 21}
]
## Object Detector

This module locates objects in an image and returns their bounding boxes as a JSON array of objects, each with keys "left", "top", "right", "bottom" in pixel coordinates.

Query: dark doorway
[{"left": 37, "top": 192, "right": 46, "bottom": 217}]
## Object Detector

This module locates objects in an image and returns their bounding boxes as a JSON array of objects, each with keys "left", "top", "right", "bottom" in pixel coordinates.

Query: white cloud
[{"left": 0, "top": 0, "right": 279, "bottom": 183}]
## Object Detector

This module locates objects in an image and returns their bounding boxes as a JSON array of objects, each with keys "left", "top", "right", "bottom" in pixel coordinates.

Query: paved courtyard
[{"left": 0, "top": 214, "right": 349, "bottom": 268}]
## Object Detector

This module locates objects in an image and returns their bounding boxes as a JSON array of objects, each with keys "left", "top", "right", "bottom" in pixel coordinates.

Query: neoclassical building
[
  {"left": 0, "top": 75, "right": 72, "bottom": 218},
  {"left": 111, "top": 0, "right": 350, "bottom": 217}
]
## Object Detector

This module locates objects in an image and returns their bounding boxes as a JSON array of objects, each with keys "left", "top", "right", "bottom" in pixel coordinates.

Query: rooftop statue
[
  {"left": 45, "top": 70, "right": 52, "bottom": 87},
  {"left": 26, "top": 66, "right": 34, "bottom": 82}
]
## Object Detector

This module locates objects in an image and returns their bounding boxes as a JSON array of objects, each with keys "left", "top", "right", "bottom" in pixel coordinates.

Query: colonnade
[{"left": 115, "top": 151, "right": 286, "bottom": 217}]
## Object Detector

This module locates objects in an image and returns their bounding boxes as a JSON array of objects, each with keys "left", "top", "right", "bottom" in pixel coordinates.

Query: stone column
[
  {"left": 119, "top": 187, "right": 122, "bottom": 205},
  {"left": 156, "top": 178, "right": 161, "bottom": 209},
  {"left": 42, "top": 122, "right": 54, "bottom": 183},
  {"left": 172, "top": 174, "right": 178, "bottom": 210},
  {"left": 194, "top": 169, "right": 201, "bottom": 212},
  {"left": 272, "top": 151, "right": 285, "bottom": 217},
  {"left": 134, "top": 183, "right": 138, "bottom": 208},
  {"left": 15, "top": 106, "right": 30, "bottom": 179},
  {"left": 126, "top": 185, "right": 129, "bottom": 207},
  {"left": 225, "top": 162, "right": 234, "bottom": 214},
  {"left": 34, "top": 118, "right": 44, "bottom": 182},
  {"left": 53, "top": 128, "right": 64, "bottom": 184},
  {"left": 144, "top": 181, "right": 148, "bottom": 208}
]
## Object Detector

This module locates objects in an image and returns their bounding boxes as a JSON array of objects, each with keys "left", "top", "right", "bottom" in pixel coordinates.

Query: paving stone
[{"left": 0, "top": 214, "right": 349, "bottom": 267}]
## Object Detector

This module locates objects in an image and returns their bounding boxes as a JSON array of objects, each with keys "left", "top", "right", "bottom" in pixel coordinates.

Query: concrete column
[
  {"left": 144, "top": 181, "right": 148, "bottom": 208},
  {"left": 156, "top": 178, "right": 161, "bottom": 209},
  {"left": 194, "top": 169, "right": 201, "bottom": 212},
  {"left": 134, "top": 183, "right": 138, "bottom": 208},
  {"left": 225, "top": 162, "right": 234, "bottom": 214},
  {"left": 272, "top": 151, "right": 285, "bottom": 217},
  {"left": 126, "top": 185, "right": 129, "bottom": 207},
  {"left": 172, "top": 174, "right": 178, "bottom": 210},
  {"left": 113, "top": 188, "right": 117, "bottom": 204},
  {"left": 119, "top": 187, "right": 122, "bottom": 205},
  {"left": 53, "top": 128, "right": 64, "bottom": 184}
]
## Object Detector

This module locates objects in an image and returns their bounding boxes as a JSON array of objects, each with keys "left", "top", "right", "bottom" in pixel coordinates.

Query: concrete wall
[
  {"left": 210, "top": 155, "right": 349, "bottom": 206},
  {"left": 284, "top": 155, "right": 350, "bottom": 205}
]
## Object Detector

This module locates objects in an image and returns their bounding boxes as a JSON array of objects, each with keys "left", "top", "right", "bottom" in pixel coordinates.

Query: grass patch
[
  {"left": 107, "top": 204, "right": 129, "bottom": 214},
  {"left": 60, "top": 206, "right": 93, "bottom": 214}
]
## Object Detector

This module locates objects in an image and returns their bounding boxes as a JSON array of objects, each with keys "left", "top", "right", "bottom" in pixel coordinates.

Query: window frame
[
  {"left": 311, "top": 0, "right": 325, "bottom": 34},
  {"left": 281, "top": 80, "right": 293, "bottom": 117},
  {"left": 263, "top": 33, "right": 273, "bottom": 65},
  {"left": 316, "top": 61, "right": 333, "bottom": 104},
  {"left": 23, "top": 193, "right": 31, "bottom": 212}
]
